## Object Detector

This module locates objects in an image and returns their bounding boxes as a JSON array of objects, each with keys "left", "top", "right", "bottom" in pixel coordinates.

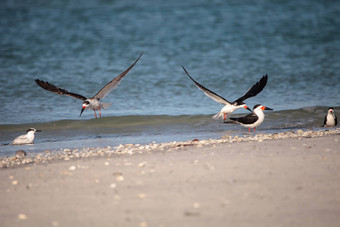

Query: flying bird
[
  {"left": 35, "top": 53, "right": 143, "bottom": 118},
  {"left": 323, "top": 107, "right": 337, "bottom": 127},
  {"left": 9, "top": 128, "right": 42, "bottom": 145},
  {"left": 226, "top": 104, "right": 273, "bottom": 133},
  {"left": 182, "top": 66, "right": 268, "bottom": 120}
]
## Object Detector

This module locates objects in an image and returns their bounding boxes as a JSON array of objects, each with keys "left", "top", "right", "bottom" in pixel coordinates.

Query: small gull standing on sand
[
  {"left": 323, "top": 107, "right": 337, "bottom": 127},
  {"left": 35, "top": 53, "right": 143, "bottom": 118},
  {"left": 9, "top": 128, "right": 42, "bottom": 145},
  {"left": 226, "top": 104, "right": 273, "bottom": 133},
  {"left": 182, "top": 66, "right": 268, "bottom": 120}
]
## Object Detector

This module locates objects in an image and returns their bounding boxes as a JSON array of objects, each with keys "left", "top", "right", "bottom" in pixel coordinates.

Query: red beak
[
  {"left": 261, "top": 106, "right": 273, "bottom": 111},
  {"left": 244, "top": 106, "right": 252, "bottom": 112}
]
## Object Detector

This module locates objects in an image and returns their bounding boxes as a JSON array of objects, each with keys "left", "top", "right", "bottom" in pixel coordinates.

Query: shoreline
[
  {"left": 1, "top": 128, "right": 339, "bottom": 168},
  {"left": 1, "top": 128, "right": 339, "bottom": 226}
]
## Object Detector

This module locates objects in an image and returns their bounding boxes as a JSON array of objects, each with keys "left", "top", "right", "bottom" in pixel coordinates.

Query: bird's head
[
  {"left": 254, "top": 104, "right": 273, "bottom": 111},
  {"left": 26, "top": 128, "right": 42, "bottom": 134},
  {"left": 80, "top": 101, "right": 90, "bottom": 116},
  {"left": 328, "top": 107, "right": 334, "bottom": 114}
]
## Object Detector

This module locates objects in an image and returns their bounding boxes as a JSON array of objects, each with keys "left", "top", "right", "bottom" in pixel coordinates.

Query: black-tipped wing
[
  {"left": 323, "top": 115, "right": 327, "bottom": 126},
  {"left": 230, "top": 112, "right": 258, "bottom": 124},
  {"left": 182, "top": 66, "right": 231, "bottom": 105},
  {"left": 233, "top": 74, "right": 268, "bottom": 103},
  {"left": 35, "top": 79, "right": 87, "bottom": 101},
  {"left": 335, "top": 115, "right": 338, "bottom": 126},
  {"left": 93, "top": 53, "right": 143, "bottom": 100}
]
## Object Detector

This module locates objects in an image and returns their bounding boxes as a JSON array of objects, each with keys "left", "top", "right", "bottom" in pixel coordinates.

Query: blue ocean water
[{"left": 0, "top": 0, "right": 339, "bottom": 155}]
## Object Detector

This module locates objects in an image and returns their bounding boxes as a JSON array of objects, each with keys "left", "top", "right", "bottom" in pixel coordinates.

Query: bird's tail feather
[
  {"left": 212, "top": 112, "right": 223, "bottom": 120},
  {"left": 101, "top": 103, "right": 112, "bottom": 109}
]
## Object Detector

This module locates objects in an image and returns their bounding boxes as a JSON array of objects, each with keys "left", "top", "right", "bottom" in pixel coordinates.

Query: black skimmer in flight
[
  {"left": 9, "top": 128, "right": 42, "bottom": 145},
  {"left": 227, "top": 104, "right": 273, "bottom": 133},
  {"left": 35, "top": 53, "right": 143, "bottom": 118},
  {"left": 182, "top": 66, "right": 268, "bottom": 121},
  {"left": 323, "top": 107, "right": 337, "bottom": 127}
]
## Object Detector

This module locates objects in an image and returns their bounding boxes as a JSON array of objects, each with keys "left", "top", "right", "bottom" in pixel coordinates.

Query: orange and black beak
[
  {"left": 80, "top": 106, "right": 86, "bottom": 116},
  {"left": 244, "top": 106, "right": 252, "bottom": 112},
  {"left": 261, "top": 106, "right": 273, "bottom": 111}
]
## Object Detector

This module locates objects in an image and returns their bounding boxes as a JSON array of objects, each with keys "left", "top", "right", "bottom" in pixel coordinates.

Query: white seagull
[
  {"left": 9, "top": 128, "right": 42, "bottom": 145},
  {"left": 227, "top": 104, "right": 273, "bottom": 133},
  {"left": 323, "top": 107, "right": 337, "bottom": 127},
  {"left": 182, "top": 66, "right": 268, "bottom": 120},
  {"left": 35, "top": 53, "right": 143, "bottom": 118}
]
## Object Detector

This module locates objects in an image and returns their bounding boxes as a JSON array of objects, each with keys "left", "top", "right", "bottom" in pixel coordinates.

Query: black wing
[
  {"left": 323, "top": 115, "right": 327, "bottom": 127},
  {"left": 93, "top": 53, "right": 143, "bottom": 100},
  {"left": 233, "top": 74, "right": 268, "bottom": 104},
  {"left": 230, "top": 112, "right": 258, "bottom": 124},
  {"left": 182, "top": 66, "right": 231, "bottom": 105},
  {"left": 35, "top": 79, "right": 87, "bottom": 101},
  {"left": 335, "top": 115, "right": 338, "bottom": 126}
]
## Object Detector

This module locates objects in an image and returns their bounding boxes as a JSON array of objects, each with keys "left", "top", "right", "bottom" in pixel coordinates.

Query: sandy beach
[{"left": 1, "top": 130, "right": 340, "bottom": 227}]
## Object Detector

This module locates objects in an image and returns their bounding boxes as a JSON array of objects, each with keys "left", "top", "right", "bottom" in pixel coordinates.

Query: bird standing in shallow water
[
  {"left": 9, "top": 128, "right": 42, "bottom": 145},
  {"left": 323, "top": 107, "right": 337, "bottom": 127},
  {"left": 182, "top": 66, "right": 268, "bottom": 121},
  {"left": 227, "top": 104, "right": 273, "bottom": 133},
  {"left": 35, "top": 53, "right": 143, "bottom": 118}
]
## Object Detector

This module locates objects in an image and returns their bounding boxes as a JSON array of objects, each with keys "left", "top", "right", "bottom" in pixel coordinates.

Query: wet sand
[{"left": 1, "top": 130, "right": 340, "bottom": 227}]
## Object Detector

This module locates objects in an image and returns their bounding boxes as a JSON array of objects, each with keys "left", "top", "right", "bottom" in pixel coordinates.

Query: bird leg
[
  {"left": 99, "top": 107, "right": 101, "bottom": 118},
  {"left": 248, "top": 128, "right": 251, "bottom": 133},
  {"left": 94, "top": 110, "right": 97, "bottom": 119},
  {"left": 253, "top": 128, "right": 256, "bottom": 133},
  {"left": 223, "top": 113, "right": 228, "bottom": 121}
]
